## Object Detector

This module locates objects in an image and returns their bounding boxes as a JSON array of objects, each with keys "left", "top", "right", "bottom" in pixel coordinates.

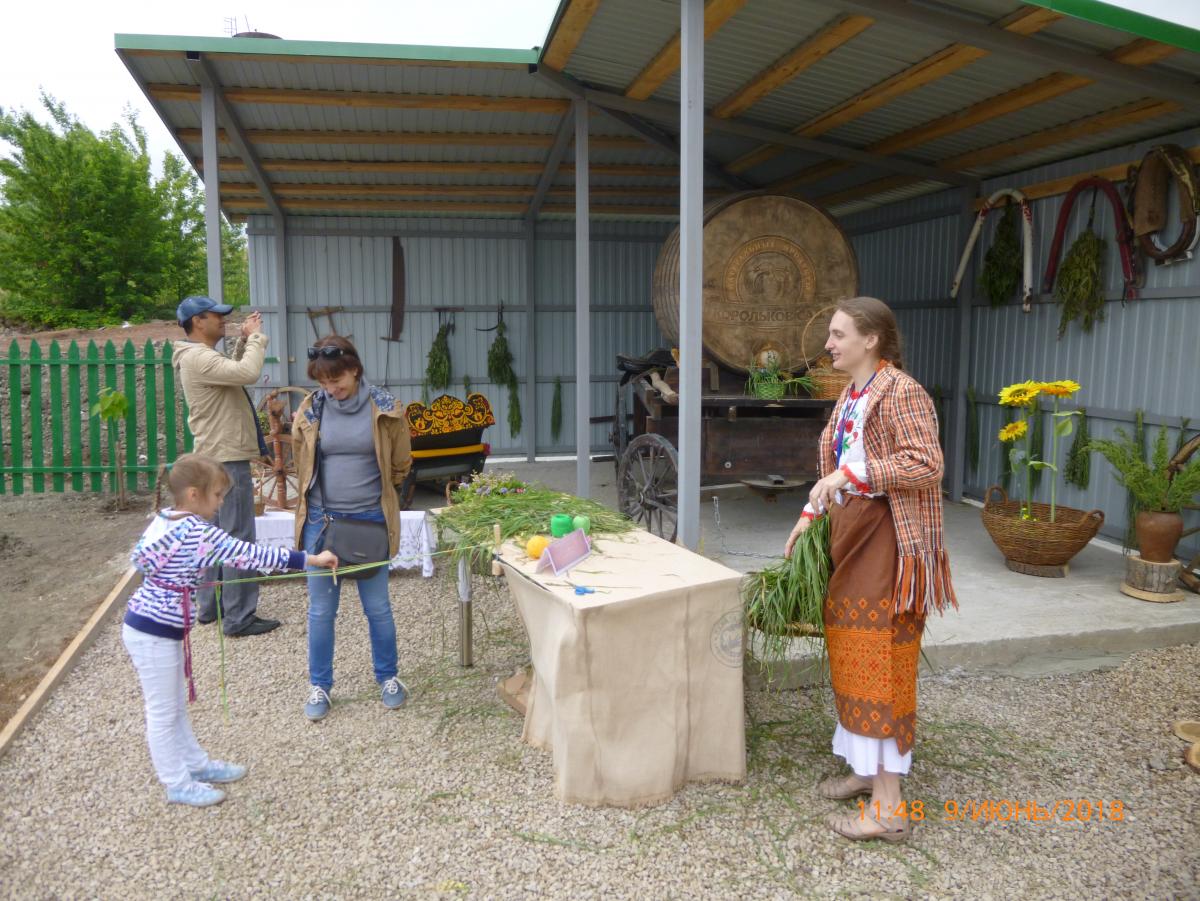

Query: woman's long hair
[{"left": 835, "top": 296, "right": 904, "bottom": 370}]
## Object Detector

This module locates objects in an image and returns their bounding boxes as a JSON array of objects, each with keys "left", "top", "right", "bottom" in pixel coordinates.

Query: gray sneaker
[
  {"left": 305, "top": 685, "right": 331, "bottom": 721},
  {"left": 381, "top": 677, "right": 408, "bottom": 710}
]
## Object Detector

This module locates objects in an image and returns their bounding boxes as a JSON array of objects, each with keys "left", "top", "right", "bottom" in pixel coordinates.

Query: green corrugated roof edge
[
  {"left": 114, "top": 33, "right": 542, "bottom": 65},
  {"left": 1030, "top": 1, "right": 1200, "bottom": 54}
]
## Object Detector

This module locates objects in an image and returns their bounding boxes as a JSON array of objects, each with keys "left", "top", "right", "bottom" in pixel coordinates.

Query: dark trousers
[{"left": 197, "top": 461, "right": 261, "bottom": 634}]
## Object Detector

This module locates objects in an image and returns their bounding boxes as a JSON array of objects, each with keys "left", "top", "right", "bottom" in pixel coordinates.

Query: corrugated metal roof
[{"left": 117, "top": 0, "right": 1200, "bottom": 220}]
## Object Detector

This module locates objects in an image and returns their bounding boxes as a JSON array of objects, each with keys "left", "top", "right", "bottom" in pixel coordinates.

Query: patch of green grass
[{"left": 510, "top": 830, "right": 610, "bottom": 853}]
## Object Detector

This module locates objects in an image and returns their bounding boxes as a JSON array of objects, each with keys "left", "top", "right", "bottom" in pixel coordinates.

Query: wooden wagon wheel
[
  {"left": 618, "top": 433, "right": 679, "bottom": 542},
  {"left": 252, "top": 387, "right": 309, "bottom": 511},
  {"left": 610, "top": 385, "right": 629, "bottom": 475}
]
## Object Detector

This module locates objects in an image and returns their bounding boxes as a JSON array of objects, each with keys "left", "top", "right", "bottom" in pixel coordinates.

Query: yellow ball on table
[{"left": 526, "top": 535, "right": 551, "bottom": 560}]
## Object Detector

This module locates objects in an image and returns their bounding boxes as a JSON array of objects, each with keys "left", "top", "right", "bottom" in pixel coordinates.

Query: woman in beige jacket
[{"left": 290, "top": 336, "right": 412, "bottom": 722}]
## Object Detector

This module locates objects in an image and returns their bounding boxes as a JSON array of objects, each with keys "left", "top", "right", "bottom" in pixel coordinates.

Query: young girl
[{"left": 124, "top": 453, "right": 337, "bottom": 807}]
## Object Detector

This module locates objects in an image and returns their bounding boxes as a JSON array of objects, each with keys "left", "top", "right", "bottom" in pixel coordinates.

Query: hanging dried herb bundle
[
  {"left": 1124, "top": 409, "right": 1146, "bottom": 551},
  {"left": 1054, "top": 210, "right": 1107, "bottom": 337},
  {"left": 1064, "top": 407, "right": 1091, "bottom": 489},
  {"left": 980, "top": 201, "right": 1022, "bottom": 307},
  {"left": 966, "top": 387, "right": 980, "bottom": 474},
  {"left": 550, "top": 376, "right": 563, "bottom": 442},
  {"left": 426, "top": 322, "right": 452, "bottom": 390},
  {"left": 1029, "top": 401, "right": 1045, "bottom": 494},
  {"left": 487, "top": 320, "right": 521, "bottom": 437},
  {"left": 462, "top": 374, "right": 472, "bottom": 395}
]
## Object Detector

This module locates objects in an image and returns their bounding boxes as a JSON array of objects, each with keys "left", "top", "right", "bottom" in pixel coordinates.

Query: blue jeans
[{"left": 302, "top": 504, "right": 397, "bottom": 692}]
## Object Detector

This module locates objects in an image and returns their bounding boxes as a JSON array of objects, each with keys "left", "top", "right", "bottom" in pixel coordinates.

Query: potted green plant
[
  {"left": 745, "top": 353, "right": 813, "bottom": 401},
  {"left": 1090, "top": 427, "right": 1200, "bottom": 563}
]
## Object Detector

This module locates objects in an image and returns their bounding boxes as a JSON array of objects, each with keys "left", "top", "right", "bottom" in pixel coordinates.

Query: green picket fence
[{"left": 1, "top": 339, "right": 194, "bottom": 495}]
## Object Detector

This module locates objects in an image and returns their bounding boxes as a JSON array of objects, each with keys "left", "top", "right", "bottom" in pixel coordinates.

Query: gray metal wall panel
[
  {"left": 842, "top": 127, "right": 1200, "bottom": 556},
  {"left": 249, "top": 215, "right": 666, "bottom": 456}
]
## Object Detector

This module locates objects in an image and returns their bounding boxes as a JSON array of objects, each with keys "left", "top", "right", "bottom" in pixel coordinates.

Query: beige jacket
[
  {"left": 291, "top": 385, "right": 413, "bottom": 557},
  {"left": 173, "top": 334, "right": 268, "bottom": 463}
]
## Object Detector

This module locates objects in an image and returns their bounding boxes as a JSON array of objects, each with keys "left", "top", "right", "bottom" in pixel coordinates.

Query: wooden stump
[
  {"left": 1006, "top": 559, "right": 1068, "bottom": 578},
  {"left": 1120, "top": 555, "right": 1185, "bottom": 603}
]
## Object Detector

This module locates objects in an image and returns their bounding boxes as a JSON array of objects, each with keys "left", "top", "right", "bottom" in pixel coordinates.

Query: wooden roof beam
[
  {"left": 200, "top": 157, "right": 680, "bottom": 177},
  {"left": 149, "top": 83, "right": 571, "bottom": 113},
  {"left": 225, "top": 198, "right": 682, "bottom": 217},
  {"left": 837, "top": 0, "right": 1200, "bottom": 106},
  {"left": 543, "top": 0, "right": 604, "bottom": 70},
  {"left": 624, "top": 0, "right": 750, "bottom": 100},
  {"left": 536, "top": 67, "right": 973, "bottom": 187},
  {"left": 711, "top": 14, "right": 874, "bottom": 120},
  {"left": 219, "top": 182, "right": 725, "bottom": 199},
  {"left": 176, "top": 128, "right": 650, "bottom": 150},
  {"left": 770, "top": 36, "right": 1180, "bottom": 192},
  {"left": 729, "top": 4, "right": 1060, "bottom": 174}
]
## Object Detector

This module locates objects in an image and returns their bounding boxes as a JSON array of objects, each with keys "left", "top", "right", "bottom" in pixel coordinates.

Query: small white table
[{"left": 253, "top": 509, "right": 437, "bottom": 578}]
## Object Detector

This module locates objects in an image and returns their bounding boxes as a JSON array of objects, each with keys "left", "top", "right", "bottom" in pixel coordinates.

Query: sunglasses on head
[{"left": 307, "top": 346, "right": 348, "bottom": 361}]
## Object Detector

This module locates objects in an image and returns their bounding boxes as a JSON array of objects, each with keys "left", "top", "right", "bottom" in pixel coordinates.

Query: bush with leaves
[
  {"left": 1090, "top": 426, "right": 1200, "bottom": 514},
  {"left": 0, "top": 95, "right": 248, "bottom": 328}
]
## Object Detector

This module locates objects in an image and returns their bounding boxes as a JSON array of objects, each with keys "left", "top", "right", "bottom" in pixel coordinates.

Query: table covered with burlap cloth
[{"left": 497, "top": 528, "right": 746, "bottom": 807}]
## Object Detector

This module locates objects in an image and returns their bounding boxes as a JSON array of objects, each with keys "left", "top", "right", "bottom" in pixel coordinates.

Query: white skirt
[{"left": 832, "top": 722, "right": 912, "bottom": 777}]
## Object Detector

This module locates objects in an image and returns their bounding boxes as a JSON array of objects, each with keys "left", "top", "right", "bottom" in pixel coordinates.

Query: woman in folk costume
[{"left": 784, "top": 296, "right": 957, "bottom": 843}]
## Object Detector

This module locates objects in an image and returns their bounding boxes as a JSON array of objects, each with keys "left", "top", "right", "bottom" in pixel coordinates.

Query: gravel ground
[{"left": 1, "top": 567, "right": 1197, "bottom": 900}]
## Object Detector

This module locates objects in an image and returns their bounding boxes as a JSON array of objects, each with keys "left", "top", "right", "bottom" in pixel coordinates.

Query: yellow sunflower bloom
[
  {"left": 998, "top": 380, "right": 1042, "bottom": 407},
  {"left": 998, "top": 420, "right": 1028, "bottom": 442},
  {"left": 1039, "top": 379, "right": 1082, "bottom": 398}
]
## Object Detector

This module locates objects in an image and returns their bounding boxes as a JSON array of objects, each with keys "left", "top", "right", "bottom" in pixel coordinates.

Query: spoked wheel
[
  {"left": 252, "top": 386, "right": 309, "bottom": 510},
  {"left": 611, "top": 384, "right": 629, "bottom": 476},
  {"left": 617, "top": 433, "right": 679, "bottom": 542}
]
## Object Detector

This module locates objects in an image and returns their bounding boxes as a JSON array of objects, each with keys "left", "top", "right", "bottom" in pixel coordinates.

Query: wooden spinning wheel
[{"left": 252, "top": 387, "right": 309, "bottom": 511}]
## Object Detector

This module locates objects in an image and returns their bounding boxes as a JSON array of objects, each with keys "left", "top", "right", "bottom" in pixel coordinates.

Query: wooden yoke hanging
[
  {"left": 1126, "top": 144, "right": 1200, "bottom": 265},
  {"left": 1043, "top": 177, "right": 1142, "bottom": 302}
]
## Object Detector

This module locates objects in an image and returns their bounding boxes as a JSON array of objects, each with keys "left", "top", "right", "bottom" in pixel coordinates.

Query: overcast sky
[
  {"left": 0, "top": 1, "right": 560, "bottom": 168},
  {"left": 0, "top": 1, "right": 1196, "bottom": 172}
]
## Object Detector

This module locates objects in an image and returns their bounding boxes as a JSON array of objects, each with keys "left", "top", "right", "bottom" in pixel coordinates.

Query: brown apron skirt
[{"left": 824, "top": 495, "right": 925, "bottom": 756}]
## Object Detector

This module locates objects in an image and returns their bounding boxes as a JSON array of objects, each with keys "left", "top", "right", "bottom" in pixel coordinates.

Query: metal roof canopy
[{"left": 116, "top": 2, "right": 1200, "bottom": 545}]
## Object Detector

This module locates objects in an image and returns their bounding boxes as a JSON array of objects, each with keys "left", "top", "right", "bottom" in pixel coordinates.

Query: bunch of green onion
[{"left": 742, "top": 514, "right": 831, "bottom": 663}]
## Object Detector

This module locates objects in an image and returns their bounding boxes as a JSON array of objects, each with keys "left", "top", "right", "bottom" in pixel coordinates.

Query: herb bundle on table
[{"left": 437, "top": 472, "right": 634, "bottom": 571}]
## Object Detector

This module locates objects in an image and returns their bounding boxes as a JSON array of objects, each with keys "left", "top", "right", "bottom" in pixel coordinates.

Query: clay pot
[{"left": 1136, "top": 511, "right": 1183, "bottom": 563}]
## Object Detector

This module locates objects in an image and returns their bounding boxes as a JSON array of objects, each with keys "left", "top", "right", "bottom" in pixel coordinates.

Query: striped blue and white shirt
[{"left": 125, "top": 510, "right": 305, "bottom": 639}]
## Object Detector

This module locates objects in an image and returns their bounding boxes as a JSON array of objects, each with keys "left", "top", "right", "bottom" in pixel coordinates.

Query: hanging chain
[{"left": 710, "top": 495, "right": 779, "bottom": 560}]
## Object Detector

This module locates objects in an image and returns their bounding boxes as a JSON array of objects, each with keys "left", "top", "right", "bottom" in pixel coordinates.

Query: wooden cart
[{"left": 613, "top": 362, "right": 834, "bottom": 542}]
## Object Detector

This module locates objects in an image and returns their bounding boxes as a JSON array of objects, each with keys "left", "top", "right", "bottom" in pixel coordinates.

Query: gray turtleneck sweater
[{"left": 310, "top": 381, "right": 382, "bottom": 513}]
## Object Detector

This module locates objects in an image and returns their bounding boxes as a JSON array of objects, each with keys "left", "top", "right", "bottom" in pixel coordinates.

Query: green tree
[{"left": 0, "top": 95, "right": 249, "bottom": 328}]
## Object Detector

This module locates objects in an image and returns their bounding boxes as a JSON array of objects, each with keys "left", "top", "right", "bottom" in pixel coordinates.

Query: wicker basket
[
  {"left": 747, "top": 614, "right": 824, "bottom": 638},
  {"left": 807, "top": 368, "right": 851, "bottom": 400},
  {"left": 981, "top": 485, "right": 1104, "bottom": 567},
  {"left": 800, "top": 304, "right": 852, "bottom": 400},
  {"left": 752, "top": 380, "right": 787, "bottom": 400}
]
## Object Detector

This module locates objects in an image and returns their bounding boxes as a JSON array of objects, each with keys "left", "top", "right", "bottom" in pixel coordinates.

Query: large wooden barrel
[{"left": 652, "top": 193, "right": 859, "bottom": 374}]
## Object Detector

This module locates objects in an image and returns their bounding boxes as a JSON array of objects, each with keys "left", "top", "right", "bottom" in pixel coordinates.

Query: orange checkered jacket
[{"left": 817, "top": 363, "right": 959, "bottom": 616}]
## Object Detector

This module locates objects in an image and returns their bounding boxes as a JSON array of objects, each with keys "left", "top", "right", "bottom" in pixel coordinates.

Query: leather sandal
[
  {"left": 826, "top": 810, "right": 910, "bottom": 843},
  {"left": 1171, "top": 720, "right": 1200, "bottom": 743},
  {"left": 817, "top": 774, "right": 873, "bottom": 800}
]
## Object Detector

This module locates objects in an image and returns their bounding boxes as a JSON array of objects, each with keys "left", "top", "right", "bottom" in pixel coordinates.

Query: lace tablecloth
[{"left": 253, "top": 510, "right": 436, "bottom": 578}]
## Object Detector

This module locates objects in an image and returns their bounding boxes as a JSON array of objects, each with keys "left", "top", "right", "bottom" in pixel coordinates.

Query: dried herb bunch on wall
[
  {"left": 1055, "top": 196, "right": 1107, "bottom": 337},
  {"left": 426, "top": 322, "right": 453, "bottom": 391},
  {"left": 488, "top": 320, "right": 521, "bottom": 437},
  {"left": 980, "top": 200, "right": 1023, "bottom": 307}
]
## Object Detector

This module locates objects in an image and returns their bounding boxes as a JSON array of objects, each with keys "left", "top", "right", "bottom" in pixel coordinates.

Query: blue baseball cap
[{"left": 177, "top": 295, "right": 234, "bottom": 327}]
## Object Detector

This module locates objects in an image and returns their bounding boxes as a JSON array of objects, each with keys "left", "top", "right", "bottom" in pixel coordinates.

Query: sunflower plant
[{"left": 997, "top": 379, "right": 1082, "bottom": 521}]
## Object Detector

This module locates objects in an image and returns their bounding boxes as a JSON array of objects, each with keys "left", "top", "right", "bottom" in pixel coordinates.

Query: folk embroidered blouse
[{"left": 801, "top": 381, "right": 881, "bottom": 520}]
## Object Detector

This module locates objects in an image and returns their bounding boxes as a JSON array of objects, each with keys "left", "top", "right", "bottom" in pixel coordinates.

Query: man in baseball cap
[{"left": 173, "top": 296, "right": 279, "bottom": 637}]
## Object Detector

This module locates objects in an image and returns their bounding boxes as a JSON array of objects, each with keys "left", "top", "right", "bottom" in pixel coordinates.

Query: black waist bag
[
  {"left": 314, "top": 401, "right": 390, "bottom": 579},
  {"left": 320, "top": 517, "right": 390, "bottom": 578}
]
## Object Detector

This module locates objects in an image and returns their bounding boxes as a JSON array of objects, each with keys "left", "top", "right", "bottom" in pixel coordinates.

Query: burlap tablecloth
[{"left": 498, "top": 529, "right": 746, "bottom": 807}]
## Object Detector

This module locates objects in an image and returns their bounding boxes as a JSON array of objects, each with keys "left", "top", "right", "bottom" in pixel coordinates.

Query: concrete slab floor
[{"left": 416, "top": 459, "right": 1200, "bottom": 679}]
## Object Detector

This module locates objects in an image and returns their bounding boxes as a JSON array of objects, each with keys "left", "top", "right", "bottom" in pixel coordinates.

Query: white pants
[
  {"left": 832, "top": 722, "right": 912, "bottom": 778},
  {"left": 122, "top": 625, "right": 210, "bottom": 790}
]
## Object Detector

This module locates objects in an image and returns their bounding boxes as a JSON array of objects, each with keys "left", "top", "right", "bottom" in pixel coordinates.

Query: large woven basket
[
  {"left": 800, "top": 304, "right": 852, "bottom": 400},
  {"left": 807, "top": 368, "right": 851, "bottom": 400},
  {"left": 981, "top": 486, "right": 1104, "bottom": 567}
]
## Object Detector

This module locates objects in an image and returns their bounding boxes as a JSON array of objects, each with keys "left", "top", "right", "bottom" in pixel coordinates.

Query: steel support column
[
  {"left": 524, "top": 218, "right": 538, "bottom": 463},
  {"left": 271, "top": 213, "right": 291, "bottom": 385},
  {"left": 678, "top": 0, "right": 704, "bottom": 550},
  {"left": 574, "top": 98, "right": 591, "bottom": 498},
  {"left": 948, "top": 184, "right": 981, "bottom": 502},
  {"left": 200, "top": 81, "right": 223, "bottom": 300}
]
